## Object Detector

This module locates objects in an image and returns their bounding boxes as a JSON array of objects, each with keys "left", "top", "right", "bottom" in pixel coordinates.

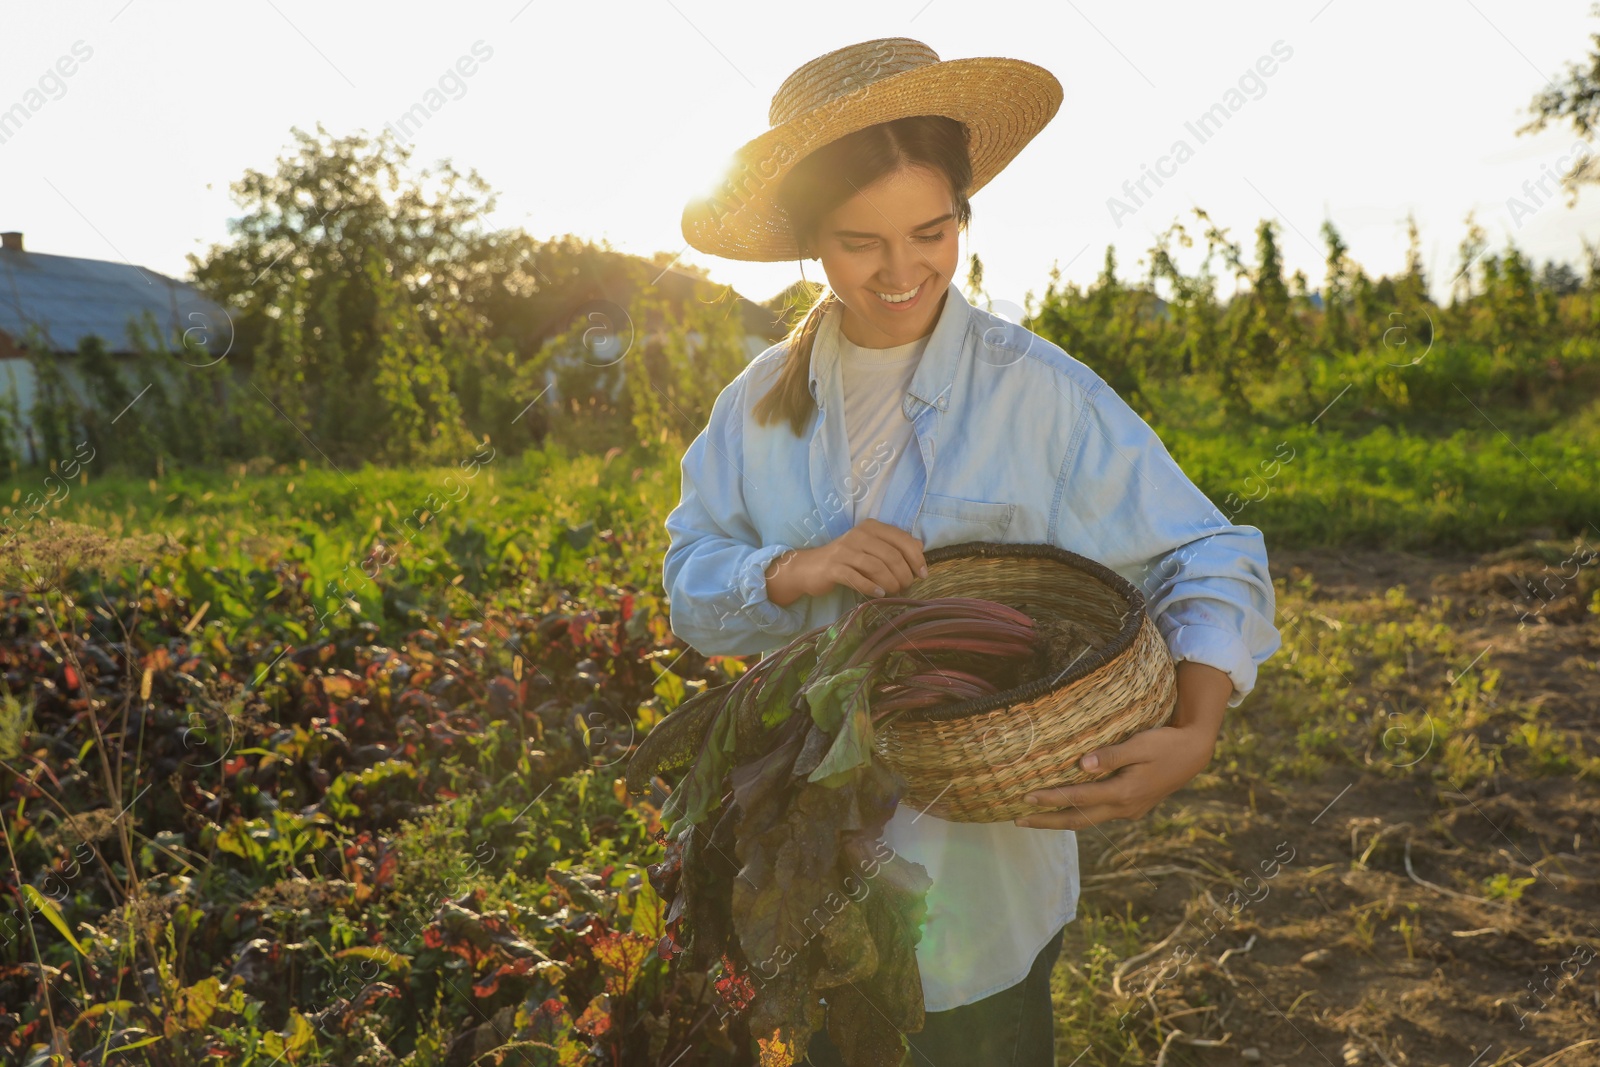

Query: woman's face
[{"left": 812, "top": 163, "right": 961, "bottom": 350}]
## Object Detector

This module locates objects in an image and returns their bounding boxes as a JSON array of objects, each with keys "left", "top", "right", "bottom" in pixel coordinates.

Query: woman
[{"left": 665, "top": 38, "right": 1281, "bottom": 1066}]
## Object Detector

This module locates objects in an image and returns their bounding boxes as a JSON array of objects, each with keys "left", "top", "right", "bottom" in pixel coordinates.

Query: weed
[{"left": 1482, "top": 872, "right": 1538, "bottom": 904}]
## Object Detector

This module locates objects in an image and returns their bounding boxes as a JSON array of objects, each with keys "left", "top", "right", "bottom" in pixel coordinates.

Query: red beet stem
[
  {"left": 912, "top": 595, "right": 1035, "bottom": 628},
  {"left": 899, "top": 669, "right": 999, "bottom": 692},
  {"left": 850, "top": 611, "right": 1034, "bottom": 668},
  {"left": 885, "top": 634, "right": 1033, "bottom": 657},
  {"left": 881, "top": 676, "right": 988, "bottom": 701},
  {"left": 870, "top": 690, "right": 953, "bottom": 714},
  {"left": 881, "top": 618, "right": 1032, "bottom": 653}
]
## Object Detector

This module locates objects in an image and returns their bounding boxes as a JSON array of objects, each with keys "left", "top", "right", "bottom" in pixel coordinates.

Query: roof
[{"left": 0, "top": 245, "right": 233, "bottom": 356}]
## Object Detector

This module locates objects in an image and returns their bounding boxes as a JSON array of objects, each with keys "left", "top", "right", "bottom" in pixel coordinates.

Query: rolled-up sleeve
[
  {"left": 661, "top": 373, "right": 811, "bottom": 656},
  {"left": 1050, "top": 380, "right": 1281, "bottom": 708}
]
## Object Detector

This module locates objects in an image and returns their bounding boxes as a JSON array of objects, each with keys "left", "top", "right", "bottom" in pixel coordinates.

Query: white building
[{"left": 0, "top": 231, "right": 232, "bottom": 465}]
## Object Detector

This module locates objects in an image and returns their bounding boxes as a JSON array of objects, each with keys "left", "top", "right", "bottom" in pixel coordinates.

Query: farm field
[{"left": 0, "top": 440, "right": 1595, "bottom": 1066}]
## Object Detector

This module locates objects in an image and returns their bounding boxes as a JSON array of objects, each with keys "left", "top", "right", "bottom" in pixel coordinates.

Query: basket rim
[{"left": 892, "top": 540, "right": 1149, "bottom": 723}]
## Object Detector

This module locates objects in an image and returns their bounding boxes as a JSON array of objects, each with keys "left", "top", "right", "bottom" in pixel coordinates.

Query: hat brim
[{"left": 681, "top": 56, "right": 1063, "bottom": 263}]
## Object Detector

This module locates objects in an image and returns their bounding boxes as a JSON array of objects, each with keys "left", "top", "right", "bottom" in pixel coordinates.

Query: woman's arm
[
  {"left": 1049, "top": 380, "right": 1282, "bottom": 707},
  {"left": 661, "top": 374, "right": 812, "bottom": 657},
  {"left": 1018, "top": 379, "right": 1283, "bottom": 829}
]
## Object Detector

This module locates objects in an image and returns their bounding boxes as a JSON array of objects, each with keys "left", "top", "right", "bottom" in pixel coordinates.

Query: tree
[
  {"left": 1318, "top": 220, "right": 1353, "bottom": 354},
  {"left": 1517, "top": 3, "right": 1600, "bottom": 194},
  {"left": 1539, "top": 259, "right": 1584, "bottom": 295},
  {"left": 367, "top": 253, "right": 475, "bottom": 466},
  {"left": 187, "top": 123, "right": 501, "bottom": 458},
  {"left": 1450, "top": 210, "right": 1489, "bottom": 309},
  {"left": 1147, "top": 210, "right": 1240, "bottom": 416},
  {"left": 1031, "top": 245, "right": 1155, "bottom": 414},
  {"left": 1233, "top": 220, "right": 1309, "bottom": 406},
  {"left": 1400, "top": 211, "right": 1430, "bottom": 307}
]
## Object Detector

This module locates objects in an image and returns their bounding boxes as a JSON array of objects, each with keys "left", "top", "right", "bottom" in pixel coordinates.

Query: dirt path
[{"left": 1057, "top": 541, "right": 1600, "bottom": 1066}]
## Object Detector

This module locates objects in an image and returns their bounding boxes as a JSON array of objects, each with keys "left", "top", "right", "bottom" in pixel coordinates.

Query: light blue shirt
[{"left": 660, "top": 281, "right": 1282, "bottom": 1011}]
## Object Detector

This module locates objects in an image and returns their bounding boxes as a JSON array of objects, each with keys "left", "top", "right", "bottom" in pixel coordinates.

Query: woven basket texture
[{"left": 874, "top": 541, "right": 1177, "bottom": 822}]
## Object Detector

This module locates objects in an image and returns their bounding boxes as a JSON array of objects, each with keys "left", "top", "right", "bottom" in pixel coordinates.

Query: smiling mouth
[{"left": 874, "top": 280, "right": 925, "bottom": 304}]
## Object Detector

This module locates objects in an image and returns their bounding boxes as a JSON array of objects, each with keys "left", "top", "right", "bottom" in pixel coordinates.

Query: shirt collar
[{"left": 809, "top": 281, "right": 972, "bottom": 414}]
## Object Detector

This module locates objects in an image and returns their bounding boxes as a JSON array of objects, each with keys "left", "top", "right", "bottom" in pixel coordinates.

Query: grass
[{"left": 2, "top": 365, "right": 1596, "bottom": 1063}]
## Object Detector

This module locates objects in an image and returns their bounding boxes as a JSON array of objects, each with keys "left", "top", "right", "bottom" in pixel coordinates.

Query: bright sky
[{"left": 5, "top": 1, "right": 1599, "bottom": 314}]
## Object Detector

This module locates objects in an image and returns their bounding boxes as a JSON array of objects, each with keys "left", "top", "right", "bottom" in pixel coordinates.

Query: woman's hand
[
  {"left": 1013, "top": 661, "right": 1234, "bottom": 831},
  {"left": 765, "top": 519, "right": 927, "bottom": 607}
]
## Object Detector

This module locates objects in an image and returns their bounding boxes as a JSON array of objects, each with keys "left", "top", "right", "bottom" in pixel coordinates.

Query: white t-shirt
[
  {"left": 836, "top": 328, "right": 929, "bottom": 525},
  {"left": 820, "top": 299, "right": 1078, "bottom": 1014}
]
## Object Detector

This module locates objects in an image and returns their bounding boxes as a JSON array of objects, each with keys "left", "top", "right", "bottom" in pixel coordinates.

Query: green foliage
[
  {"left": 12, "top": 120, "right": 1596, "bottom": 504},
  {"left": 0, "top": 364, "right": 25, "bottom": 474},
  {"left": 5, "top": 424, "right": 1596, "bottom": 1063},
  {"left": 524, "top": 264, "right": 757, "bottom": 464},
  {"left": 1517, "top": 16, "right": 1600, "bottom": 144},
  {"left": 187, "top": 123, "right": 501, "bottom": 390},
  {"left": 0, "top": 446, "right": 681, "bottom": 643},
  {"left": 171, "top": 123, "right": 772, "bottom": 476},
  {"left": 25, "top": 325, "right": 80, "bottom": 464},
  {"left": 77, "top": 334, "right": 168, "bottom": 477},
  {"left": 1482, "top": 872, "right": 1538, "bottom": 903},
  {"left": 0, "top": 680, "right": 33, "bottom": 760},
  {"left": 367, "top": 253, "right": 477, "bottom": 465}
]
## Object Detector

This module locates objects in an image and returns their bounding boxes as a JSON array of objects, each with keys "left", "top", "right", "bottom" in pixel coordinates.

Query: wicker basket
[{"left": 874, "top": 541, "right": 1177, "bottom": 823}]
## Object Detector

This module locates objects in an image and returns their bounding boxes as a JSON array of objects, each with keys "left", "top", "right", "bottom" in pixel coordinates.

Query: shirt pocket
[{"left": 915, "top": 492, "right": 1016, "bottom": 548}]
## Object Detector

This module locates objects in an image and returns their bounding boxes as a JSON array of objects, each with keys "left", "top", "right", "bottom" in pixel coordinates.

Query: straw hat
[{"left": 681, "top": 37, "right": 1063, "bottom": 262}]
